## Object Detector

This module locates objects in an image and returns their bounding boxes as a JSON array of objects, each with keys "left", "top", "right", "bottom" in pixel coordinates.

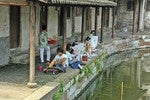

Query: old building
[
  {"left": 0, "top": 0, "right": 116, "bottom": 66},
  {"left": 116, "top": 0, "right": 150, "bottom": 32}
]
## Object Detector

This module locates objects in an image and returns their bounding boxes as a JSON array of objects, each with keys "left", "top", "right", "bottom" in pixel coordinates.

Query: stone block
[
  {"left": 10, "top": 53, "right": 29, "bottom": 64},
  {"left": 0, "top": 36, "right": 10, "bottom": 66}
]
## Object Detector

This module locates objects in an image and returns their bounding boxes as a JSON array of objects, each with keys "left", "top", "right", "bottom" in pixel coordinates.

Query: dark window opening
[
  {"left": 40, "top": 6, "right": 48, "bottom": 31},
  {"left": 58, "top": 7, "right": 64, "bottom": 36},
  {"left": 146, "top": 2, "right": 150, "bottom": 11},
  {"left": 127, "top": 0, "right": 134, "bottom": 11},
  {"left": 10, "top": 6, "right": 20, "bottom": 48},
  {"left": 97, "top": 8, "right": 100, "bottom": 16}
]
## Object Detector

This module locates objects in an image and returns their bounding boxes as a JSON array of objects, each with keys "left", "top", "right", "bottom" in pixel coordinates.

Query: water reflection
[{"left": 78, "top": 49, "right": 150, "bottom": 100}]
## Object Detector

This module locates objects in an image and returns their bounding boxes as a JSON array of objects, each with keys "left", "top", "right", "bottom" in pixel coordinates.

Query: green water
[{"left": 78, "top": 49, "right": 150, "bottom": 100}]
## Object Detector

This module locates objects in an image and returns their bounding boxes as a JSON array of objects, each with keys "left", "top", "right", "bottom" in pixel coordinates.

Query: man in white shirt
[{"left": 47, "top": 47, "right": 68, "bottom": 72}]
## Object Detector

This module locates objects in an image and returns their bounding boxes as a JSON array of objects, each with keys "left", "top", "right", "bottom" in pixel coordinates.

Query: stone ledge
[
  {"left": 24, "top": 35, "right": 150, "bottom": 100},
  {"left": 23, "top": 82, "right": 59, "bottom": 100}
]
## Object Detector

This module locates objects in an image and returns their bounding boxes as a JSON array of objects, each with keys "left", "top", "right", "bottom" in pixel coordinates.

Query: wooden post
[
  {"left": 81, "top": 7, "right": 85, "bottom": 42},
  {"left": 100, "top": 7, "right": 104, "bottom": 43},
  {"left": 94, "top": 7, "right": 98, "bottom": 36},
  {"left": 62, "top": 7, "right": 67, "bottom": 53},
  {"left": 132, "top": 0, "right": 139, "bottom": 35},
  {"left": 27, "top": 1, "right": 37, "bottom": 88},
  {"left": 111, "top": 7, "right": 115, "bottom": 39},
  {"left": 72, "top": 7, "right": 75, "bottom": 35}
]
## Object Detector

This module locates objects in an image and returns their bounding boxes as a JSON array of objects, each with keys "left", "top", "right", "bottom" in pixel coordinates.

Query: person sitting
[
  {"left": 66, "top": 44, "right": 82, "bottom": 69},
  {"left": 46, "top": 47, "right": 68, "bottom": 73},
  {"left": 89, "top": 30, "right": 98, "bottom": 52},
  {"left": 85, "top": 37, "right": 92, "bottom": 58}
]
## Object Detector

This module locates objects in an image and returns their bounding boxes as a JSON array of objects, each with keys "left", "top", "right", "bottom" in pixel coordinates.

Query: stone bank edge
[{"left": 24, "top": 35, "right": 150, "bottom": 100}]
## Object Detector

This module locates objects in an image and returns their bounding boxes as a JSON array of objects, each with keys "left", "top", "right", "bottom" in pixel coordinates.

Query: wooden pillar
[
  {"left": 111, "top": 7, "right": 115, "bottom": 39},
  {"left": 81, "top": 7, "right": 86, "bottom": 42},
  {"left": 27, "top": 1, "right": 37, "bottom": 88},
  {"left": 132, "top": 0, "right": 140, "bottom": 35},
  {"left": 72, "top": 7, "right": 75, "bottom": 35},
  {"left": 94, "top": 7, "right": 98, "bottom": 36},
  {"left": 100, "top": 7, "right": 105, "bottom": 43},
  {"left": 62, "top": 7, "right": 67, "bottom": 53}
]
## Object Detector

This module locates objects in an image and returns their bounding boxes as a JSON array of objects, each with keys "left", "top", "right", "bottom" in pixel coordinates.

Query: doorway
[
  {"left": 58, "top": 7, "right": 64, "bottom": 36},
  {"left": 40, "top": 6, "right": 48, "bottom": 31},
  {"left": 9, "top": 6, "right": 20, "bottom": 48}
]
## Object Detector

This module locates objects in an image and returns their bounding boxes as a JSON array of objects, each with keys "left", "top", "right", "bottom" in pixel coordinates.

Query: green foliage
[
  {"left": 53, "top": 81, "right": 65, "bottom": 100},
  {"left": 73, "top": 76, "right": 78, "bottom": 85},
  {"left": 84, "top": 64, "right": 93, "bottom": 77},
  {"left": 87, "top": 65, "right": 93, "bottom": 75},
  {"left": 53, "top": 92, "right": 62, "bottom": 100},
  {"left": 95, "top": 59, "right": 103, "bottom": 73}
]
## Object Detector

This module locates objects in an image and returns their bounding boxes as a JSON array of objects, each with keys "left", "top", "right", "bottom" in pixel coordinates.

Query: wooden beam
[
  {"left": 100, "top": 7, "right": 104, "bottom": 43},
  {"left": 111, "top": 7, "right": 115, "bottom": 39},
  {"left": 27, "top": 1, "right": 37, "bottom": 88},
  {"left": 0, "top": 1, "right": 28, "bottom": 6},
  {"left": 94, "top": 7, "right": 98, "bottom": 36},
  {"left": 81, "top": 7, "right": 86, "bottom": 42},
  {"left": 62, "top": 7, "right": 67, "bottom": 53}
]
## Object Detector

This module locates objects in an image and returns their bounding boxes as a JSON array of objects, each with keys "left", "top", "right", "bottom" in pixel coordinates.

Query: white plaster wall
[
  {"left": 0, "top": 6, "right": 10, "bottom": 66},
  {"left": 139, "top": 0, "right": 146, "bottom": 30},
  {"left": 91, "top": 8, "right": 95, "bottom": 30},
  {"left": 67, "top": 19, "right": 72, "bottom": 37},
  {"left": 20, "top": 5, "right": 40, "bottom": 51},
  {"left": 66, "top": 7, "right": 72, "bottom": 38},
  {"left": 97, "top": 8, "right": 102, "bottom": 30},
  {"left": 91, "top": 8, "right": 103, "bottom": 30},
  {"left": 0, "top": 6, "right": 9, "bottom": 37},
  {"left": 47, "top": 7, "right": 58, "bottom": 37},
  {"left": 75, "top": 16, "right": 82, "bottom": 33},
  {"left": 109, "top": 8, "right": 113, "bottom": 28},
  {"left": 20, "top": 6, "right": 30, "bottom": 51},
  {"left": 144, "top": 11, "right": 150, "bottom": 29}
]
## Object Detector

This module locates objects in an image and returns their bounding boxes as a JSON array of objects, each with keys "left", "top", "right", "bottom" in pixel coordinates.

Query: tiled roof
[
  {"left": 38, "top": 0, "right": 117, "bottom": 6},
  {"left": 0, "top": 0, "right": 28, "bottom": 5}
]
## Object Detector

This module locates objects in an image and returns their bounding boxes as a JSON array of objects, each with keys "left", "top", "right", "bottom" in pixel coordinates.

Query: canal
[{"left": 77, "top": 49, "right": 150, "bottom": 100}]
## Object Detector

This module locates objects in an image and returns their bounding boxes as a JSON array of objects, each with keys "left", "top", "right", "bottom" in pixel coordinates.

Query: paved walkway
[{"left": 0, "top": 85, "right": 38, "bottom": 100}]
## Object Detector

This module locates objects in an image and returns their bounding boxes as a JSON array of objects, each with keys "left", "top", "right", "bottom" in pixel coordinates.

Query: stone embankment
[{"left": 24, "top": 35, "right": 150, "bottom": 100}]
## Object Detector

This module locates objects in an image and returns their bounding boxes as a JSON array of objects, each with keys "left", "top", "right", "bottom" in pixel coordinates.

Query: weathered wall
[
  {"left": 0, "top": 6, "right": 10, "bottom": 66},
  {"left": 97, "top": 7, "right": 102, "bottom": 30},
  {"left": 10, "top": 5, "right": 40, "bottom": 64},
  {"left": 75, "top": 16, "right": 82, "bottom": 33},
  {"left": 144, "top": 11, "right": 150, "bottom": 30},
  {"left": 66, "top": 18, "right": 72, "bottom": 38},
  {"left": 20, "top": 5, "right": 40, "bottom": 51},
  {"left": 47, "top": 7, "right": 58, "bottom": 37},
  {"left": 91, "top": 7, "right": 112, "bottom": 31},
  {"left": 116, "top": 0, "right": 133, "bottom": 32},
  {"left": 109, "top": 8, "right": 113, "bottom": 28},
  {"left": 20, "top": 6, "right": 30, "bottom": 51},
  {"left": 91, "top": 8, "right": 95, "bottom": 30},
  {"left": 139, "top": 0, "right": 146, "bottom": 30},
  {"left": 66, "top": 7, "right": 72, "bottom": 37}
]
